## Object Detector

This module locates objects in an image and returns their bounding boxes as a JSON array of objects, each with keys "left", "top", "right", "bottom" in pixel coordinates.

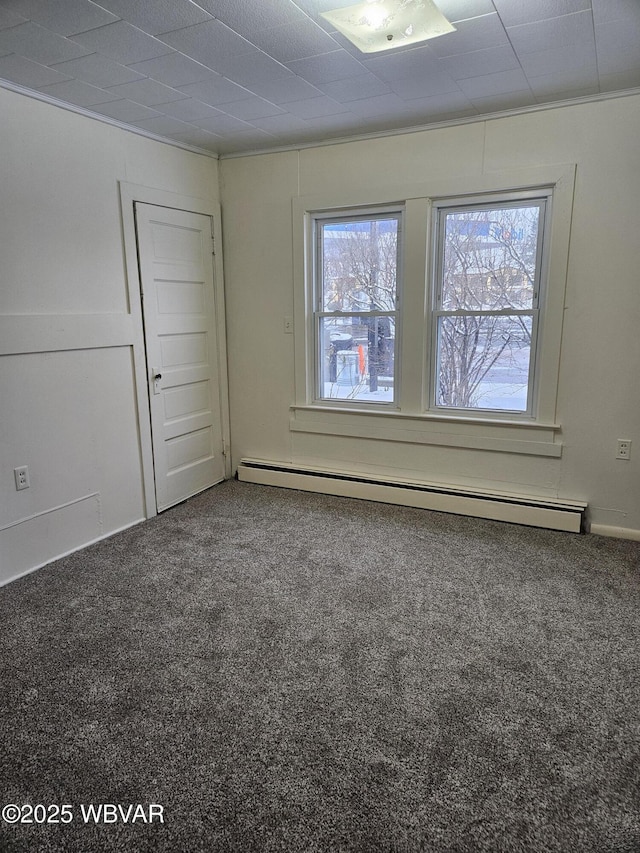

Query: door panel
[{"left": 135, "top": 203, "right": 225, "bottom": 511}]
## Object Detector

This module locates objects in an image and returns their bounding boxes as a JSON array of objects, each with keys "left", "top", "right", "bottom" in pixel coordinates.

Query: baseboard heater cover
[{"left": 237, "top": 459, "right": 587, "bottom": 533}]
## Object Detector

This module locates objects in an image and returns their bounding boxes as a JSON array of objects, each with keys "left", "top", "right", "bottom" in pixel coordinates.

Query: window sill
[{"left": 290, "top": 405, "right": 562, "bottom": 457}]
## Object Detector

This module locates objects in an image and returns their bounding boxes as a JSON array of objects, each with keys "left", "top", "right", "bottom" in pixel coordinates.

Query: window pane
[
  {"left": 441, "top": 205, "right": 541, "bottom": 311},
  {"left": 436, "top": 315, "right": 533, "bottom": 411},
  {"left": 321, "top": 217, "right": 398, "bottom": 312},
  {"left": 319, "top": 316, "right": 395, "bottom": 403}
]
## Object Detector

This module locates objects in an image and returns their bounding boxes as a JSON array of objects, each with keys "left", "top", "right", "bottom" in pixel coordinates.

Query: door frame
[{"left": 119, "top": 181, "right": 231, "bottom": 518}]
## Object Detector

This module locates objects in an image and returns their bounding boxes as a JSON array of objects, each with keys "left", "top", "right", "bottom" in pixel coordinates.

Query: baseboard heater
[{"left": 237, "top": 459, "right": 587, "bottom": 534}]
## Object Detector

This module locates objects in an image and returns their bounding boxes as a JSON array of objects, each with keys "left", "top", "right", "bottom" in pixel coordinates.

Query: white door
[{"left": 135, "top": 203, "right": 225, "bottom": 511}]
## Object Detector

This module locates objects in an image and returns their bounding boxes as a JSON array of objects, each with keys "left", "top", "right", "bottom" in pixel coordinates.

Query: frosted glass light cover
[{"left": 321, "top": 0, "right": 455, "bottom": 53}]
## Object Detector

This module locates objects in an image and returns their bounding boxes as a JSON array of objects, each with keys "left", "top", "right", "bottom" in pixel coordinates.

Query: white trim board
[
  {"left": 237, "top": 459, "right": 587, "bottom": 533},
  {"left": 589, "top": 525, "right": 640, "bottom": 542}
]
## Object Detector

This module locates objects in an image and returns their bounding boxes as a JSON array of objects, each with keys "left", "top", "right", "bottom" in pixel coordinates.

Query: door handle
[{"left": 152, "top": 368, "right": 163, "bottom": 395}]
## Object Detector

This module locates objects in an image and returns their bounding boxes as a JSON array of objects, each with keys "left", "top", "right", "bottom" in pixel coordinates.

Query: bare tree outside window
[
  {"left": 434, "top": 202, "right": 545, "bottom": 412},
  {"left": 316, "top": 215, "right": 399, "bottom": 403}
]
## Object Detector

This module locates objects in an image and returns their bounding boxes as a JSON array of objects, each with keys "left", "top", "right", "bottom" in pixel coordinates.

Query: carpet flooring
[{"left": 0, "top": 480, "right": 639, "bottom": 852}]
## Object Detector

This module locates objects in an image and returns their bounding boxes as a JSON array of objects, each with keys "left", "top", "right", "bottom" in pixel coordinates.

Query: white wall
[
  {"left": 0, "top": 87, "right": 220, "bottom": 584},
  {"left": 220, "top": 95, "right": 640, "bottom": 536}
]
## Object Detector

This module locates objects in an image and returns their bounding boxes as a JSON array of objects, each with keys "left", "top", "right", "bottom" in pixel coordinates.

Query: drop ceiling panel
[
  {"left": 157, "top": 20, "right": 258, "bottom": 70},
  {"left": 177, "top": 76, "right": 255, "bottom": 108},
  {"left": 591, "top": 0, "right": 640, "bottom": 25},
  {"left": 49, "top": 52, "right": 145, "bottom": 87},
  {"left": 0, "top": 21, "right": 90, "bottom": 64},
  {"left": 157, "top": 97, "right": 224, "bottom": 123},
  {"left": 69, "top": 20, "right": 173, "bottom": 64},
  {"left": 317, "top": 73, "right": 392, "bottom": 103},
  {"left": 38, "top": 77, "right": 120, "bottom": 106},
  {"left": 0, "top": 8, "right": 28, "bottom": 30},
  {"left": 506, "top": 10, "right": 596, "bottom": 54},
  {"left": 441, "top": 45, "right": 521, "bottom": 80},
  {"left": 426, "top": 13, "right": 510, "bottom": 57},
  {"left": 286, "top": 50, "right": 367, "bottom": 85},
  {"left": 245, "top": 21, "right": 341, "bottom": 64},
  {"left": 90, "top": 0, "right": 213, "bottom": 36},
  {"left": 221, "top": 97, "right": 286, "bottom": 121},
  {"left": 126, "top": 54, "right": 217, "bottom": 88},
  {"left": 90, "top": 98, "right": 161, "bottom": 122},
  {"left": 2, "top": 0, "right": 117, "bottom": 35},
  {"left": 105, "top": 77, "right": 189, "bottom": 107},
  {"left": 0, "top": 52, "right": 70, "bottom": 87},
  {"left": 491, "top": 0, "right": 591, "bottom": 28},
  {"left": 197, "top": 0, "right": 311, "bottom": 37},
  {"left": 0, "top": 0, "right": 637, "bottom": 157}
]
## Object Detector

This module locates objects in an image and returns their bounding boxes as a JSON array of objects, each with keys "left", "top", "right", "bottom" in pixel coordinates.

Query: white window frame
[
  {"left": 292, "top": 165, "right": 575, "bottom": 458},
  {"left": 428, "top": 190, "right": 552, "bottom": 420},
  {"left": 311, "top": 206, "right": 404, "bottom": 408}
]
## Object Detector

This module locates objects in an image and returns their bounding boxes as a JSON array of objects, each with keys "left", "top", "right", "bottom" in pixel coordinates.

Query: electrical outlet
[
  {"left": 616, "top": 440, "right": 632, "bottom": 460},
  {"left": 284, "top": 316, "right": 294, "bottom": 334},
  {"left": 14, "top": 465, "right": 30, "bottom": 490}
]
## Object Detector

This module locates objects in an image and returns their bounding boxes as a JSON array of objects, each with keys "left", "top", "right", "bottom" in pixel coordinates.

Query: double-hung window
[
  {"left": 296, "top": 165, "right": 573, "bottom": 455},
  {"left": 314, "top": 210, "right": 401, "bottom": 404},
  {"left": 431, "top": 193, "right": 550, "bottom": 417}
]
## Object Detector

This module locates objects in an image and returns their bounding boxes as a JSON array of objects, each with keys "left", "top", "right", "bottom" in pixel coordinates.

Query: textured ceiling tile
[
  {"left": 220, "top": 97, "right": 285, "bottom": 121},
  {"left": 191, "top": 113, "right": 253, "bottom": 134},
  {"left": 469, "top": 91, "right": 537, "bottom": 112},
  {"left": 528, "top": 68, "right": 599, "bottom": 98},
  {"left": 0, "top": 7, "right": 30, "bottom": 31},
  {"left": 440, "top": 45, "right": 520, "bottom": 81},
  {"left": 507, "top": 10, "right": 595, "bottom": 55},
  {"left": 156, "top": 97, "right": 223, "bottom": 122},
  {"left": 457, "top": 68, "right": 531, "bottom": 99},
  {"left": 49, "top": 53, "right": 145, "bottom": 87},
  {"left": 317, "top": 73, "right": 392, "bottom": 103},
  {"left": 249, "top": 112, "right": 312, "bottom": 133},
  {"left": 492, "top": 0, "right": 591, "bottom": 28},
  {"left": 284, "top": 93, "right": 350, "bottom": 118},
  {"left": 215, "top": 51, "right": 292, "bottom": 90},
  {"left": 156, "top": 20, "right": 258, "bottom": 71},
  {"left": 247, "top": 74, "right": 323, "bottom": 105},
  {"left": 0, "top": 53, "right": 71, "bottom": 87},
  {"left": 89, "top": 98, "right": 162, "bottom": 122},
  {"left": 37, "top": 77, "right": 120, "bottom": 106},
  {"left": 0, "top": 21, "right": 91, "bottom": 65},
  {"left": 105, "top": 77, "right": 188, "bottom": 107},
  {"left": 129, "top": 114, "right": 194, "bottom": 136},
  {"left": 345, "top": 92, "right": 412, "bottom": 117},
  {"left": 426, "top": 13, "right": 510, "bottom": 58},
  {"left": 362, "top": 45, "right": 442, "bottom": 84},
  {"left": 197, "top": 0, "right": 308, "bottom": 37},
  {"left": 90, "top": 0, "right": 212, "bottom": 36},
  {"left": 4, "top": 0, "right": 118, "bottom": 36},
  {"left": 518, "top": 43, "right": 597, "bottom": 78},
  {"left": 591, "top": 0, "right": 640, "bottom": 25},
  {"left": 178, "top": 76, "right": 253, "bottom": 107},
  {"left": 70, "top": 20, "right": 173, "bottom": 64},
  {"left": 127, "top": 53, "right": 216, "bottom": 88},
  {"left": 389, "top": 71, "right": 461, "bottom": 100},
  {"left": 599, "top": 69, "right": 640, "bottom": 91},
  {"left": 167, "top": 128, "right": 223, "bottom": 149},
  {"left": 436, "top": 0, "right": 497, "bottom": 22},
  {"left": 400, "top": 90, "right": 476, "bottom": 116},
  {"left": 595, "top": 19, "right": 640, "bottom": 75},
  {"left": 286, "top": 50, "right": 366, "bottom": 85},
  {"left": 244, "top": 20, "right": 340, "bottom": 63}
]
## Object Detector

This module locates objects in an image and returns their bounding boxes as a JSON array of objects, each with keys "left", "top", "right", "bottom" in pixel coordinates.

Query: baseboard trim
[
  {"left": 0, "top": 517, "right": 145, "bottom": 589},
  {"left": 237, "top": 459, "right": 587, "bottom": 533},
  {"left": 589, "top": 524, "right": 640, "bottom": 542}
]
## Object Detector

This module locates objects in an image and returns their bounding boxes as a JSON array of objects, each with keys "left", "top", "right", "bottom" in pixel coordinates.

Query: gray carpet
[{"left": 0, "top": 480, "right": 639, "bottom": 853}]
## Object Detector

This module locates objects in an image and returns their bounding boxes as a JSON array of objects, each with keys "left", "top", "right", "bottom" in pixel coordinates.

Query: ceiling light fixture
[{"left": 321, "top": 0, "right": 455, "bottom": 53}]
